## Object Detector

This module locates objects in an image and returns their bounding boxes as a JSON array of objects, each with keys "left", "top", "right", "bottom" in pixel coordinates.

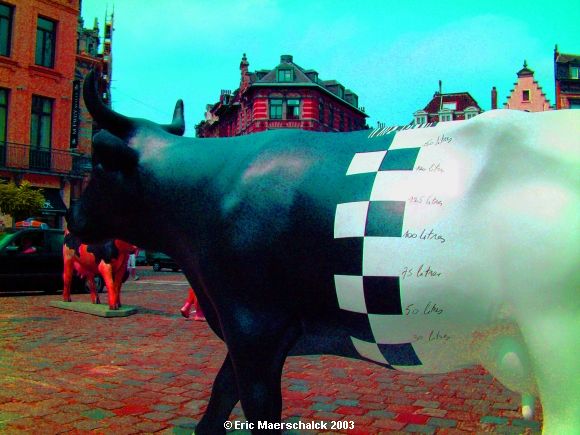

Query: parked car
[
  {"left": 135, "top": 250, "right": 147, "bottom": 266},
  {"left": 145, "top": 251, "right": 180, "bottom": 272},
  {"left": 0, "top": 228, "right": 102, "bottom": 294}
]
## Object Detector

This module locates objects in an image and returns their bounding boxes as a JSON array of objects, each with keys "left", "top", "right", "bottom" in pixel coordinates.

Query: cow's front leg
[
  {"left": 97, "top": 262, "right": 116, "bottom": 309},
  {"left": 86, "top": 275, "right": 100, "bottom": 304},
  {"left": 62, "top": 252, "right": 74, "bottom": 302},
  {"left": 223, "top": 310, "right": 301, "bottom": 434},
  {"left": 112, "top": 266, "right": 125, "bottom": 309},
  {"left": 195, "top": 354, "right": 239, "bottom": 435}
]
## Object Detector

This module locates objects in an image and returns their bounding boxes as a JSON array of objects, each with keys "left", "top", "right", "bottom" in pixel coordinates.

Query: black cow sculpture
[{"left": 67, "top": 71, "right": 579, "bottom": 434}]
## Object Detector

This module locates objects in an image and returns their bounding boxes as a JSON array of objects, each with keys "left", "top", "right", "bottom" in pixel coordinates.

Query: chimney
[
  {"left": 491, "top": 86, "right": 497, "bottom": 110},
  {"left": 280, "top": 54, "right": 293, "bottom": 63},
  {"left": 240, "top": 53, "right": 250, "bottom": 93}
]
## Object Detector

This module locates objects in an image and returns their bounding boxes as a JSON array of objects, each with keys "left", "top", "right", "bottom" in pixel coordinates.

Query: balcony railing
[
  {"left": 265, "top": 120, "right": 303, "bottom": 129},
  {"left": 0, "top": 141, "right": 90, "bottom": 176}
]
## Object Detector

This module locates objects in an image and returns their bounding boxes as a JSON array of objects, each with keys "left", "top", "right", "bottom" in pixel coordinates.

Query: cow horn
[
  {"left": 160, "top": 100, "right": 185, "bottom": 136},
  {"left": 83, "top": 70, "right": 137, "bottom": 139}
]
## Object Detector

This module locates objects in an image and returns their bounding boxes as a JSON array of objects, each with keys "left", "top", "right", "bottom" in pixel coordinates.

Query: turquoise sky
[{"left": 81, "top": 0, "right": 579, "bottom": 135}]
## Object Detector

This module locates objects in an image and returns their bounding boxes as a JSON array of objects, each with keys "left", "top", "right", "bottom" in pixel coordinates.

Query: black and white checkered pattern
[{"left": 333, "top": 123, "right": 439, "bottom": 369}]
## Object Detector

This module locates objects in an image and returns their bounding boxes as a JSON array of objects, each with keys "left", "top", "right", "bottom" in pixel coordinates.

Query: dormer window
[
  {"left": 338, "top": 86, "right": 344, "bottom": 99},
  {"left": 464, "top": 106, "right": 479, "bottom": 120},
  {"left": 438, "top": 108, "right": 453, "bottom": 122},
  {"left": 570, "top": 66, "right": 579, "bottom": 79},
  {"left": 277, "top": 69, "right": 293, "bottom": 82},
  {"left": 442, "top": 102, "right": 457, "bottom": 110}
]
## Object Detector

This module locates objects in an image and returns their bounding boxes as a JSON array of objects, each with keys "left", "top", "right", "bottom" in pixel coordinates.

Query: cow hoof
[
  {"left": 194, "top": 314, "right": 206, "bottom": 322},
  {"left": 63, "top": 297, "right": 72, "bottom": 303}
]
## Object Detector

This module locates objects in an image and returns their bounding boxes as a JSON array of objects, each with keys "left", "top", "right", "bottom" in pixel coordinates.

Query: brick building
[
  {"left": 554, "top": 45, "right": 580, "bottom": 109},
  {"left": 0, "top": 0, "right": 110, "bottom": 228},
  {"left": 413, "top": 86, "right": 482, "bottom": 124},
  {"left": 504, "top": 61, "right": 551, "bottom": 111},
  {"left": 196, "top": 54, "right": 368, "bottom": 138}
]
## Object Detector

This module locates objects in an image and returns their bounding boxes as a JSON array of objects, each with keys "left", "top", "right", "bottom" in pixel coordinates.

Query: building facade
[
  {"left": 504, "top": 61, "right": 551, "bottom": 111},
  {"left": 413, "top": 90, "right": 482, "bottom": 124},
  {"left": 0, "top": 0, "right": 109, "bottom": 228},
  {"left": 554, "top": 46, "right": 580, "bottom": 109},
  {"left": 197, "top": 54, "right": 368, "bottom": 138}
]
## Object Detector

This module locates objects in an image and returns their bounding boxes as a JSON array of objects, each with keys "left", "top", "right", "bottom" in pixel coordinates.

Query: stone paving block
[
  {"left": 480, "top": 415, "right": 509, "bottom": 425},
  {"left": 143, "top": 410, "right": 177, "bottom": 421},
  {"left": 373, "top": 418, "right": 407, "bottom": 431},
  {"left": 404, "top": 424, "right": 436, "bottom": 433},
  {"left": 417, "top": 407, "right": 448, "bottom": 417},
  {"left": 335, "top": 398, "right": 359, "bottom": 407},
  {"left": 427, "top": 417, "right": 457, "bottom": 428},
  {"left": 72, "top": 418, "right": 105, "bottom": 430},
  {"left": 395, "top": 412, "right": 430, "bottom": 425},
  {"left": 45, "top": 411, "right": 82, "bottom": 424},
  {"left": 367, "top": 409, "right": 396, "bottom": 420},
  {"left": 81, "top": 408, "right": 116, "bottom": 420},
  {"left": 310, "top": 402, "right": 338, "bottom": 412},
  {"left": 133, "top": 419, "right": 169, "bottom": 432},
  {"left": 413, "top": 400, "right": 440, "bottom": 408}
]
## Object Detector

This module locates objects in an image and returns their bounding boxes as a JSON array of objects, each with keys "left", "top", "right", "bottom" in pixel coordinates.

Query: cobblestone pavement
[{"left": 0, "top": 271, "right": 542, "bottom": 434}]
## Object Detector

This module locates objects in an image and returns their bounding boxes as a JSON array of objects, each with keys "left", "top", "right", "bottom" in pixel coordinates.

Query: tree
[{"left": 0, "top": 181, "right": 45, "bottom": 226}]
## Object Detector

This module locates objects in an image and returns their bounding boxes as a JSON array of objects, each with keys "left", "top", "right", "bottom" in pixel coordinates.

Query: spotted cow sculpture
[
  {"left": 62, "top": 231, "right": 135, "bottom": 309},
  {"left": 67, "top": 71, "right": 579, "bottom": 434}
]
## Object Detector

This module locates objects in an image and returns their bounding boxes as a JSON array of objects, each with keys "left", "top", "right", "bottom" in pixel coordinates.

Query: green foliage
[{"left": 0, "top": 181, "right": 45, "bottom": 223}]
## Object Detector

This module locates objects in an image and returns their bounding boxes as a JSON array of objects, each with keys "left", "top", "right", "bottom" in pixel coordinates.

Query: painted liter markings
[{"left": 333, "top": 128, "right": 428, "bottom": 369}]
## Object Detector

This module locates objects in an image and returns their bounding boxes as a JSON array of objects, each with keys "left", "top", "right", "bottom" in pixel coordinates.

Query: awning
[{"left": 41, "top": 189, "right": 67, "bottom": 214}]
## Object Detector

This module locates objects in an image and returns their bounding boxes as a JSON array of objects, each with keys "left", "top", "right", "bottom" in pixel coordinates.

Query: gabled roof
[{"left": 423, "top": 92, "right": 482, "bottom": 113}]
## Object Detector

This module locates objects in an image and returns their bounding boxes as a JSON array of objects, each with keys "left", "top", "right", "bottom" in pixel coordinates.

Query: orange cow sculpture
[{"left": 62, "top": 231, "right": 136, "bottom": 309}]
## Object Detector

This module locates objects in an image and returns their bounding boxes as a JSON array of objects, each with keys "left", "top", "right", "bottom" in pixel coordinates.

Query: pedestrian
[
  {"left": 180, "top": 287, "right": 205, "bottom": 321},
  {"left": 127, "top": 248, "right": 139, "bottom": 280}
]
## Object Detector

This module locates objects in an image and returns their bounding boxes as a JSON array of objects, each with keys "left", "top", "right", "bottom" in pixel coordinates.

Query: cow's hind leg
[
  {"left": 195, "top": 355, "right": 239, "bottom": 435},
  {"left": 520, "top": 312, "right": 580, "bottom": 433}
]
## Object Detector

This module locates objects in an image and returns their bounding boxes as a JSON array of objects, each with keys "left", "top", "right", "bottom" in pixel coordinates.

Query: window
[
  {"left": 442, "top": 102, "right": 457, "bottom": 110},
  {"left": 286, "top": 99, "right": 300, "bottom": 120},
  {"left": 0, "top": 2, "right": 13, "bottom": 57},
  {"left": 414, "top": 115, "right": 427, "bottom": 124},
  {"left": 329, "top": 106, "right": 334, "bottom": 129},
  {"left": 269, "top": 99, "right": 283, "bottom": 119},
  {"left": 30, "top": 96, "right": 53, "bottom": 169},
  {"left": 570, "top": 66, "right": 579, "bottom": 79},
  {"left": 465, "top": 112, "right": 477, "bottom": 120},
  {"left": 318, "top": 101, "right": 324, "bottom": 123},
  {"left": 339, "top": 112, "right": 344, "bottom": 130},
  {"left": 522, "top": 89, "right": 530, "bottom": 102},
  {"left": 277, "top": 69, "right": 293, "bottom": 82},
  {"left": 35, "top": 17, "right": 56, "bottom": 68},
  {"left": 0, "top": 88, "right": 7, "bottom": 166},
  {"left": 439, "top": 111, "right": 453, "bottom": 122}
]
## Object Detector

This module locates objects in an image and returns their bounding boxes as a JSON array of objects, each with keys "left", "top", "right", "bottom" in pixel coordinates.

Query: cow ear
[{"left": 92, "top": 130, "right": 139, "bottom": 173}]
